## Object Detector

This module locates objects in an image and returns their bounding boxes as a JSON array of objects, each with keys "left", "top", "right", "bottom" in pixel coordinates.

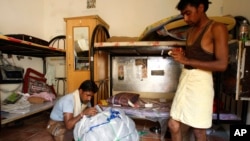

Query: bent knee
[{"left": 168, "top": 118, "right": 181, "bottom": 133}]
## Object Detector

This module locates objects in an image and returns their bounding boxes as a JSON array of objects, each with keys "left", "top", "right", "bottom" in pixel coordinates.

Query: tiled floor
[
  {"left": 0, "top": 111, "right": 229, "bottom": 141},
  {"left": 134, "top": 119, "right": 171, "bottom": 141},
  {"left": 0, "top": 111, "right": 54, "bottom": 141},
  {"left": 134, "top": 119, "right": 230, "bottom": 141}
]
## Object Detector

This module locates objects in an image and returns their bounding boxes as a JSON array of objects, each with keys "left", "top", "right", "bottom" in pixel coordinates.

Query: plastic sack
[{"left": 74, "top": 108, "right": 139, "bottom": 141}]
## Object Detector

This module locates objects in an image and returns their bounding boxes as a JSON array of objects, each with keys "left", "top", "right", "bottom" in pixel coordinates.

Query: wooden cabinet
[{"left": 64, "top": 15, "right": 109, "bottom": 93}]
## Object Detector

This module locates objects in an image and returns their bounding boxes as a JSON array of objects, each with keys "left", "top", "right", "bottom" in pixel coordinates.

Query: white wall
[
  {"left": 43, "top": 0, "right": 225, "bottom": 40},
  {"left": 222, "top": 0, "right": 250, "bottom": 21},
  {"left": 1, "top": 0, "right": 250, "bottom": 40},
  {"left": 0, "top": 0, "right": 45, "bottom": 39}
]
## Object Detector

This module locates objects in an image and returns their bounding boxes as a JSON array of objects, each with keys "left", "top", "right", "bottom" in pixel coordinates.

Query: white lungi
[{"left": 170, "top": 68, "right": 214, "bottom": 128}]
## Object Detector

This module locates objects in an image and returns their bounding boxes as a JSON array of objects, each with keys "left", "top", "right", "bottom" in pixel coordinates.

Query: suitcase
[{"left": 5, "top": 34, "right": 49, "bottom": 46}]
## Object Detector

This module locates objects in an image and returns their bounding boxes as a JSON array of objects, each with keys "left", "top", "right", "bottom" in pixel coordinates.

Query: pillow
[
  {"left": 27, "top": 76, "right": 53, "bottom": 94},
  {"left": 27, "top": 97, "right": 45, "bottom": 104},
  {"left": 22, "top": 68, "right": 56, "bottom": 96},
  {"left": 138, "top": 15, "right": 236, "bottom": 41},
  {"left": 107, "top": 92, "right": 140, "bottom": 106},
  {"left": 29, "top": 92, "right": 56, "bottom": 102},
  {"left": 138, "top": 14, "right": 184, "bottom": 41}
]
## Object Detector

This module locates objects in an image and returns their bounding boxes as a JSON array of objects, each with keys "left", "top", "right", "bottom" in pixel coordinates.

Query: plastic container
[{"left": 239, "top": 20, "right": 249, "bottom": 42}]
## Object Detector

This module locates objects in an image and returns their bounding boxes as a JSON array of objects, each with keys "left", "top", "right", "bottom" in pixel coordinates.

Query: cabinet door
[{"left": 65, "top": 16, "right": 108, "bottom": 93}]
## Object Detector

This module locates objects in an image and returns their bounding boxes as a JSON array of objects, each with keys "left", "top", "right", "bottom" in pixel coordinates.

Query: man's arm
[
  {"left": 212, "top": 22, "right": 229, "bottom": 71},
  {"left": 63, "top": 107, "right": 98, "bottom": 130},
  {"left": 63, "top": 112, "right": 82, "bottom": 130}
]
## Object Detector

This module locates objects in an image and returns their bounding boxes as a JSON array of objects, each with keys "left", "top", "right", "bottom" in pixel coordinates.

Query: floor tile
[{"left": 25, "top": 130, "right": 54, "bottom": 141}]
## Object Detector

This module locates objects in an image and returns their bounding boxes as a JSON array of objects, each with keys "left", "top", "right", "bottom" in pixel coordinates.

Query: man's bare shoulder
[{"left": 211, "top": 21, "right": 228, "bottom": 32}]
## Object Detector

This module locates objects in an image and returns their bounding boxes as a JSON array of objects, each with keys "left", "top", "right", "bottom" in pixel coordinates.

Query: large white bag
[{"left": 74, "top": 108, "right": 139, "bottom": 141}]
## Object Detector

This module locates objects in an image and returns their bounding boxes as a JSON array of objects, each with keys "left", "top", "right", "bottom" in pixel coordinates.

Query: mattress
[
  {"left": 101, "top": 98, "right": 171, "bottom": 141},
  {"left": 94, "top": 40, "right": 185, "bottom": 48},
  {"left": 101, "top": 97, "right": 241, "bottom": 121},
  {"left": 102, "top": 98, "right": 172, "bottom": 119}
]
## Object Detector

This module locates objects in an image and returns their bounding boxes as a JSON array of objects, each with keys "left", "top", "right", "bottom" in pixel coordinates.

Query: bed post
[
  {"left": 90, "top": 24, "right": 110, "bottom": 81},
  {"left": 90, "top": 24, "right": 110, "bottom": 105}
]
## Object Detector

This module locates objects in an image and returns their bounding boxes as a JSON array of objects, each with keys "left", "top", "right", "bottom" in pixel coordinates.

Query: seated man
[{"left": 46, "top": 80, "right": 99, "bottom": 141}]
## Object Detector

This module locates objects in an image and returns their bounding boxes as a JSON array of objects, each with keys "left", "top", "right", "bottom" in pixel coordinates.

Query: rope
[{"left": 86, "top": 109, "right": 121, "bottom": 133}]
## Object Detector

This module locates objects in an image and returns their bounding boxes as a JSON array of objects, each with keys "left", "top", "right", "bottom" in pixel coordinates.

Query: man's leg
[
  {"left": 63, "top": 130, "right": 73, "bottom": 141},
  {"left": 53, "top": 130, "right": 73, "bottom": 141},
  {"left": 53, "top": 135, "right": 64, "bottom": 141},
  {"left": 193, "top": 128, "right": 207, "bottom": 141},
  {"left": 181, "top": 124, "right": 192, "bottom": 141},
  {"left": 168, "top": 118, "right": 182, "bottom": 141}
]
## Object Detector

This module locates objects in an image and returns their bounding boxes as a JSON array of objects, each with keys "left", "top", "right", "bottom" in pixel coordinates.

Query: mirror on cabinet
[{"left": 73, "top": 27, "right": 89, "bottom": 70}]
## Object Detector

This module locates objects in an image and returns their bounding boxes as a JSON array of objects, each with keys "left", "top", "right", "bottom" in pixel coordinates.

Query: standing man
[
  {"left": 168, "top": 0, "right": 228, "bottom": 141},
  {"left": 47, "top": 80, "right": 99, "bottom": 141}
]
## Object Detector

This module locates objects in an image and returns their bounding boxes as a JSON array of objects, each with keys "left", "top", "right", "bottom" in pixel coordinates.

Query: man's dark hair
[
  {"left": 176, "top": 0, "right": 211, "bottom": 12},
  {"left": 79, "top": 80, "right": 99, "bottom": 93}
]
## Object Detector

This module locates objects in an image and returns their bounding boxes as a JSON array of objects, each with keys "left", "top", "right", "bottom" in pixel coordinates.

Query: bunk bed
[
  {"left": 0, "top": 34, "right": 66, "bottom": 125},
  {"left": 90, "top": 21, "right": 249, "bottom": 140},
  {"left": 0, "top": 34, "right": 65, "bottom": 72}
]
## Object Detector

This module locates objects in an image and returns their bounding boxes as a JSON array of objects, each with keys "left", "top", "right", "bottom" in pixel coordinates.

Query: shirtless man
[{"left": 168, "top": 0, "right": 228, "bottom": 141}]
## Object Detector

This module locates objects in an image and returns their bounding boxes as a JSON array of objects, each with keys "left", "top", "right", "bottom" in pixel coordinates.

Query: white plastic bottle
[{"left": 239, "top": 20, "right": 249, "bottom": 42}]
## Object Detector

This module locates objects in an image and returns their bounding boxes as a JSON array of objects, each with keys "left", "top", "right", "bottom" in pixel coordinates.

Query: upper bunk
[
  {"left": 94, "top": 40, "right": 186, "bottom": 56},
  {"left": 93, "top": 38, "right": 238, "bottom": 56},
  {"left": 0, "top": 34, "right": 65, "bottom": 58},
  {"left": 91, "top": 15, "right": 237, "bottom": 56}
]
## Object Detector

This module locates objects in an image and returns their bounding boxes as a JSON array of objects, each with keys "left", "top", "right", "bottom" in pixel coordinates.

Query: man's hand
[
  {"left": 169, "top": 48, "right": 188, "bottom": 64},
  {"left": 82, "top": 107, "right": 98, "bottom": 117}
]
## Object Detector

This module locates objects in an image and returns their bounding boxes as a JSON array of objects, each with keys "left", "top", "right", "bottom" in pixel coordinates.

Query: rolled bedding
[{"left": 74, "top": 108, "right": 139, "bottom": 141}]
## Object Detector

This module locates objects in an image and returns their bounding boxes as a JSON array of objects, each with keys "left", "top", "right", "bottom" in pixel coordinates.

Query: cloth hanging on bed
[
  {"left": 45, "top": 63, "right": 55, "bottom": 86},
  {"left": 138, "top": 15, "right": 236, "bottom": 41}
]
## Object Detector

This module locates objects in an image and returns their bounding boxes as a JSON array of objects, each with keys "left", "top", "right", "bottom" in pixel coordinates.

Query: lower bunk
[{"left": 96, "top": 86, "right": 247, "bottom": 141}]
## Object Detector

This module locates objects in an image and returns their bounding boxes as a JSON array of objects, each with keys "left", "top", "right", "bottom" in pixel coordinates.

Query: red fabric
[{"left": 22, "top": 68, "right": 56, "bottom": 97}]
